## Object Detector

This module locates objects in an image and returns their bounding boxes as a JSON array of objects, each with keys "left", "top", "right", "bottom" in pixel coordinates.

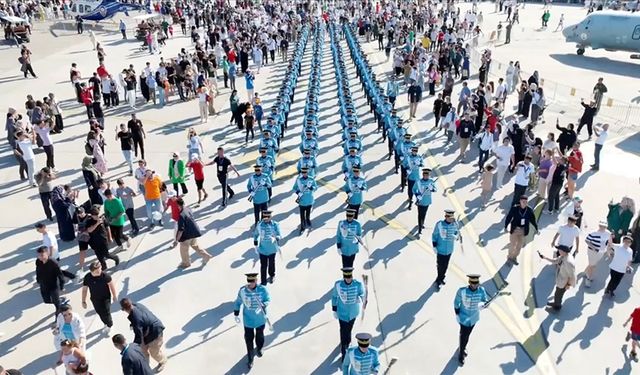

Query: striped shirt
[{"left": 585, "top": 230, "right": 610, "bottom": 252}]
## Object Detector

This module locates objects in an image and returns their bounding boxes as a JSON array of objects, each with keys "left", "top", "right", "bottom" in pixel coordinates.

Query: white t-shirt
[
  {"left": 556, "top": 225, "right": 580, "bottom": 247},
  {"left": 42, "top": 231, "right": 59, "bottom": 260},
  {"left": 609, "top": 245, "right": 633, "bottom": 273},
  {"left": 514, "top": 162, "right": 534, "bottom": 186},
  {"left": 494, "top": 145, "right": 514, "bottom": 167},
  {"left": 595, "top": 129, "right": 608, "bottom": 145},
  {"left": 18, "top": 139, "right": 35, "bottom": 160}
]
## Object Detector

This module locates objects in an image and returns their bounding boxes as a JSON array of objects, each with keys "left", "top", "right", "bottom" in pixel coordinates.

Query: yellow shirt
[
  {"left": 144, "top": 175, "right": 162, "bottom": 200},
  {"left": 421, "top": 36, "right": 431, "bottom": 49}
]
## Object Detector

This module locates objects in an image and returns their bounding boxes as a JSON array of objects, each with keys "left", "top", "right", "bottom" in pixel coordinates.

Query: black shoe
[
  {"left": 458, "top": 355, "right": 465, "bottom": 366},
  {"left": 114, "top": 255, "right": 120, "bottom": 267},
  {"left": 407, "top": 204, "right": 412, "bottom": 211},
  {"left": 441, "top": 280, "right": 446, "bottom": 285},
  {"left": 256, "top": 349, "right": 263, "bottom": 358},
  {"left": 268, "top": 276, "right": 274, "bottom": 284},
  {"left": 306, "top": 220, "right": 312, "bottom": 228},
  {"left": 247, "top": 359, "right": 253, "bottom": 369},
  {"left": 229, "top": 191, "right": 235, "bottom": 200}
]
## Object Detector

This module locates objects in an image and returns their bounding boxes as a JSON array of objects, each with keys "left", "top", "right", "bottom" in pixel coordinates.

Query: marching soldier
[
  {"left": 343, "top": 131, "right": 363, "bottom": 155},
  {"left": 342, "top": 120, "right": 359, "bottom": 142},
  {"left": 337, "top": 209, "right": 363, "bottom": 268},
  {"left": 387, "top": 109, "right": 404, "bottom": 159},
  {"left": 253, "top": 210, "right": 281, "bottom": 285},
  {"left": 342, "top": 333, "right": 380, "bottom": 375},
  {"left": 259, "top": 130, "right": 279, "bottom": 160},
  {"left": 297, "top": 149, "right": 318, "bottom": 178},
  {"left": 413, "top": 168, "right": 437, "bottom": 235},
  {"left": 300, "top": 129, "right": 319, "bottom": 157},
  {"left": 332, "top": 267, "right": 365, "bottom": 363},
  {"left": 247, "top": 165, "right": 272, "bottom": 225},
  {"left": 454, "top": 274, "right": 489, "bottom": 366},
  {"left": 293, "top": 167, "right": 317, "bottom": 234},
  {"left": 256, "top": 147, "right": 276, "bottom": 182},
  {"left": 342, "top": 148, "right": 363, "bottom": 180},
  {"left": 233, "top": 273, "right": 271, "bottom": 369},
  {"left": 262, "top": 118, "right": 281, "bottom": 146},
  {"left": 395, "top": 133, "right": 415, "bottom": 175},
  {"left": 431, "top": 209, "right": 460, "bottom": 290},
  {"left": 343, "top": 166, "right": 368, "bottom": 219},
  {"left": 402, "top": 146, "right": 424, "bottom": 209}
]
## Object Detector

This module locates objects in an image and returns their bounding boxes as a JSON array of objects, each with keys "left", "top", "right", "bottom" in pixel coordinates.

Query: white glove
[
  {"left": 333, "top": 312, "right": 338, "bottom": 319},
  {"left": 234, "top": 316, "right": 241, "bottom": 324}
]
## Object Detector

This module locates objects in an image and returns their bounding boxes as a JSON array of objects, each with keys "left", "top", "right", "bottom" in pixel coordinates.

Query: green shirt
[{"left": 104, "top": 198, "right": 126, "bottom": 227}]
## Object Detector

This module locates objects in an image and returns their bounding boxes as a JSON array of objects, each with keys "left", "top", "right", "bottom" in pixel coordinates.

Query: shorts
[
  {"left": 195, "top": 178, "right": 204, "bottom": 190},
  {"left": 569, "top": 172, "right": 578, "bottom": 181},
  {"left": 587, "top": 248, "right": 604, "bottom": 266},
  {"left": 180, "top": 238, "right": 199, "bottom": 251},
  {"left": 78, "top": 241, "right": 89, "bottom": 251},
  {"left": 633, "top": 332, "right": 640, "bottom": 341}
]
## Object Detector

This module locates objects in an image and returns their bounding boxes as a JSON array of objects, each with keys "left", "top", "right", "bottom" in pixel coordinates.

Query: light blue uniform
[
  {"left": 402, "top": 154, "right": 424, "bottom": 181},
  {"left": 332, "top": 279, "right": 364, "bottom": 322},
  {"left": 344, "top": 176, "right": 367, "bottom": 205},
  {"left": 293, "top": 175, "right": 317, "bottom": 206},
  {"left": 389, "top": 125, "right": 406, "bottom": 145},
  {"left": 259, "top": 137, "right": 279, "bottom": 159},
  {"left": 342, "top": 155, "right": 363, "bottom": 177},
  {"left": 297, "top": 156, "right": 318, "bottom": 177},
  {"left": 342, "top": 346, "right": 381, "bottom": 375},
  {"left": 343, "top": 138, "right": 363, "bottom": 155},
  {"left": 431, "top": 220, "right": 459, "bottom": 256},
  {"left": 234, "top": 285, "right": 271, "bottom": 329},
  {"left": 247, "top": 173, "right": 272, "bottom": 205},
  {"left": 337, "top": 219, "right": 362, "bottom": 256},
  {"left": 253, "top": 220, "right": 281, "bottom": 256},
  {"left": 256, "top": 155, "right": 276, "bottom": 179},
  {"left": 395, "top": 140, "right": 416, "bottom": 160},
  {"left": 413, "top": 178, "right": 437, "bottom": 206},
  {"left": 300, "top": 137, "right": 319, "bottom": 156},
  {"left": 454, "top": 286, "right": 489, "bottom": 327}
]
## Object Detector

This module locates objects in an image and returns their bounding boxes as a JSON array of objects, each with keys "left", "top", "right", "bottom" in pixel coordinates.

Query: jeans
[
  {"left": 478, "top": 149, "right": 490, "bottom": 172},
  {"left": 40, "top": 191, "right": 53, "bottom": 220},
  {"left": 122, "top": 149, "right": 134, "bottom": 172},
  {"left": 125, "top": 207, "right": 139, "bottom": 232},
  {"left": 91, "top": 297, "right": 113, "bottom": 327},
  {"left": 594, "top": 143, "right": 603, "bottom": 168},
  {"left": 145, "top": 198, "right": 163, "bottom": 223},
  {"left": 25, "top": 158, "right": 36, "bottom": 184},
  {"left": 547, "top": 183, "right": 562, "bottom": 212},
  {"left": 43, "top": 144, "right": 55, "bottom": 169}
]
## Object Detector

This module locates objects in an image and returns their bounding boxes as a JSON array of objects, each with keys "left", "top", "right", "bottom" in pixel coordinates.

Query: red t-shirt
[
  {"left": 166, "top": 198, "right": 180, "bottom": 221},
  {"left": 631, "top": 308, "right": 640, "bottom": 334},
  {"left": 96, "top": 65, "right": 109, "bottom": 79},
  {"left": 187, "top": 161, "right": 204, "bottom": 180},
  {"left": 568, "top": 150, "right": 583, "bottom": 174},
  {"left": 227, "top": 49, "right": 237, "bottom": 64}
]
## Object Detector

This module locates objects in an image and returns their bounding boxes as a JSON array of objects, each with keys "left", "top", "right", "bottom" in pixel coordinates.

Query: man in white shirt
[
  {"left": 510, "top": 155, "right": 533, "bottom": 207},
  {"left": 16, "top": 131, "right": 37, "bottom": 186},
  {"left": 551, "top": 216, "right": 581, "bottom": 256},
  {"left": 604, "top": 235, "right": 634, "bottom": 298},
  {"left": 583, "top": 220, "right": 612, "bottom": 287},
  {"left": 493, "top": 137, "right": 514, "bottom": 189},
  {"left": 495, "top": 77, "right": 507, "bottom": 102},
  {"left": 36, "top": 222, "right": 58, "bottom": 260},
  {"left": 591, "top": 123, "right": 608, "bottom": 171},
  {"left": 475, "top": 126, "right": 494, "bottom": 173}
]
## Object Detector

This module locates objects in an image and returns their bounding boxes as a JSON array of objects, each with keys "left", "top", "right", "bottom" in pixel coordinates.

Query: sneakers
[
  {"left": 228, "top": 191, "right": 235, "bottom": 200},
  {"left": 102, "top": 325, "right": 111, "bottom": 334}
]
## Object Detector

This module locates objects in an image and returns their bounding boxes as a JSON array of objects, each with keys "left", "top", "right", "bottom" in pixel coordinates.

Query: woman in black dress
[
  {"left": 81, "top": 156, "right": 102, "bottom": 205},
  {"left": 139, "top": 73, "right": 150, "bottom": 102}
]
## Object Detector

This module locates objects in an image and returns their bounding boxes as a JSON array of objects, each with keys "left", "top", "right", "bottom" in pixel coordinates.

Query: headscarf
[
  {"left": 50, "top": 186, "right": 65, "bottom": 204},
  {"left": 82, "top": 156, "right": 98, "bottom": 176}
]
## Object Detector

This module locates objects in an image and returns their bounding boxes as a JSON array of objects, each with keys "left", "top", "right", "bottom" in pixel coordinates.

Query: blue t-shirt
[{"left": 62, "top": 322, "right": 75, "bottom": 340}]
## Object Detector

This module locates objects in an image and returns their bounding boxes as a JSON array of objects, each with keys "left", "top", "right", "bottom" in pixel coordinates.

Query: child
[
  {"left": 163, "top": 190, "right": 180, "bottom": 245},
  {"left": 186, "top": 154, "right": 208, "bottom": 205},
  {"left": 480, "top": 164, "right": 495, "bottom": 207},
  {"left": 624, "top": 306, "right": 640, "bottom": 359}
]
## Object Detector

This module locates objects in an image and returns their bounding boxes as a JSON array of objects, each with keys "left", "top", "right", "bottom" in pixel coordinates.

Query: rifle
[
  {"left": 456, "top": 214, "right": 464, "bottom": 253},
  {"left": 382, "top": 357, "right": 399, "bottom": 375},
  {"left": 253, "top": 294, "right": 273, "bottom": 331},
  {"left": 483, "top": 281, "right": 511, "bottom": 308},
  {"left": 361, "top": 274, "right": 369, "bottom": 321}
]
